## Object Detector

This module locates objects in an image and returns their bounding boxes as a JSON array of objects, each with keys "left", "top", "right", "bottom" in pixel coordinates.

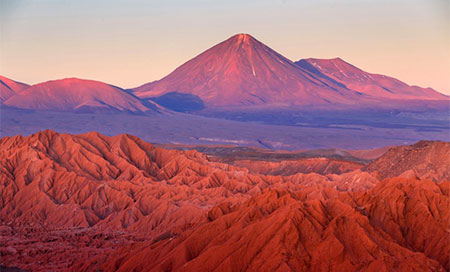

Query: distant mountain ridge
[
  {"left": 296, "top": 58, "right": 447, "bottom": 100},
  {"left": 3, "top": 78, "right": 163, "bottom": 114},
  {"left": 0, "top": 75, "right": 29, "bottom": 102},
  {"left": 1, "top": 33, "right": 448, "bottom": 113}
]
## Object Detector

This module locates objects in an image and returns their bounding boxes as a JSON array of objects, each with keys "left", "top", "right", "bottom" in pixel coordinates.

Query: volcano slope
[{"left": 0, "top": 131, "right": 449, "bottom": 271}]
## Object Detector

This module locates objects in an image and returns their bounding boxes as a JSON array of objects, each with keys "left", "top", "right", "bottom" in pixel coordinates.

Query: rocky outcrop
[{"left": 364, "top": 140, "right": 450, "bottom": 181}]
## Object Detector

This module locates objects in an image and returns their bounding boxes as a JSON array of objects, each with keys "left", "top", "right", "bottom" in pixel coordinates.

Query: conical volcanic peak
[
  {"left": 133, "top": 34, "right": 363, "bottom": 108},
  {"left": 3, "top": 77, "right": 158, "bottom": 113},
  {"left": 224, "top": 33, "right": 267, "bottom": 52},
  {"left": 296, "top": 58, "right": 448, "bottom": 100},
  {"left": 0, "top": 75, "right": 30, "bottom": 102},
  {"left": 229, "top": 33, "right": 254, "bottom": 46}
]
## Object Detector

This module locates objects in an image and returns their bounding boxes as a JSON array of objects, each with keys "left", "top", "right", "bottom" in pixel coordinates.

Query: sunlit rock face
[{"left": 1, "top": 130, "right": 449, "bottom": 271}]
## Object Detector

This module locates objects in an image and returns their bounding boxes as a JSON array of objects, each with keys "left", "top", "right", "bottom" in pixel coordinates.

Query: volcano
[
  {"left": 4, "top": 78, "right": 160, "bottom": 113},
  {"left": 133, "top": 34, "right": 366, "bottom": 108},
  {"left": 0, "top": 75, "right": 29, "bottom": 102},
  {"left": 133, "top": 34, "right": 448, "bottom": 110}
]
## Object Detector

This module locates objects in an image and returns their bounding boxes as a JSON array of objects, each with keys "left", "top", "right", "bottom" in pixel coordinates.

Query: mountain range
[
  {"left": 1, "top": 33, "right": 448, "bottom": 151},
  {"left": 1, "top": 34, "right": 447, "bottom": 113}
]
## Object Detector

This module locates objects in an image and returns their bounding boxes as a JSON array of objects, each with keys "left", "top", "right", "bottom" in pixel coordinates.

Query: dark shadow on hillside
[{"left": 150, "top": 92, "right": 205, "bottom": 112}]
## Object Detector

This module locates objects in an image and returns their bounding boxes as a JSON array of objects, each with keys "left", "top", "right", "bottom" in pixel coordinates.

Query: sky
[{"left": 0, "top": 0, "right": 449, "bottom": 94}]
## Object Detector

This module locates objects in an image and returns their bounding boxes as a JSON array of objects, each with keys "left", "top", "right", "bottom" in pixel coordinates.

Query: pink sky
[{"left": 0, "top": 0, "right": 449, "bottom": 94}]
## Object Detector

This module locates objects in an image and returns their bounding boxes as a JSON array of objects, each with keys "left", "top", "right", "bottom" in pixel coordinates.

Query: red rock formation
[
  {"left": 0, "top": 224, "right": 143, "bottom": 272},
  {"left": 364, "top": 140, "right": 450, "bottom": 181},
  {"left": 97, "top": 178, "right": 450, "bottom": 272},
  {"left": 1, "top": 131, "right": 448, "bottom": 271},
  {"left": 0, "top": 130, "right": 374, "bottom": 232},
  {"left": 1, "top": 130, "right": 242, "bottom": 233},
  {"left": 229, "top": 157, "right": 364, "bottom": 176}
]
